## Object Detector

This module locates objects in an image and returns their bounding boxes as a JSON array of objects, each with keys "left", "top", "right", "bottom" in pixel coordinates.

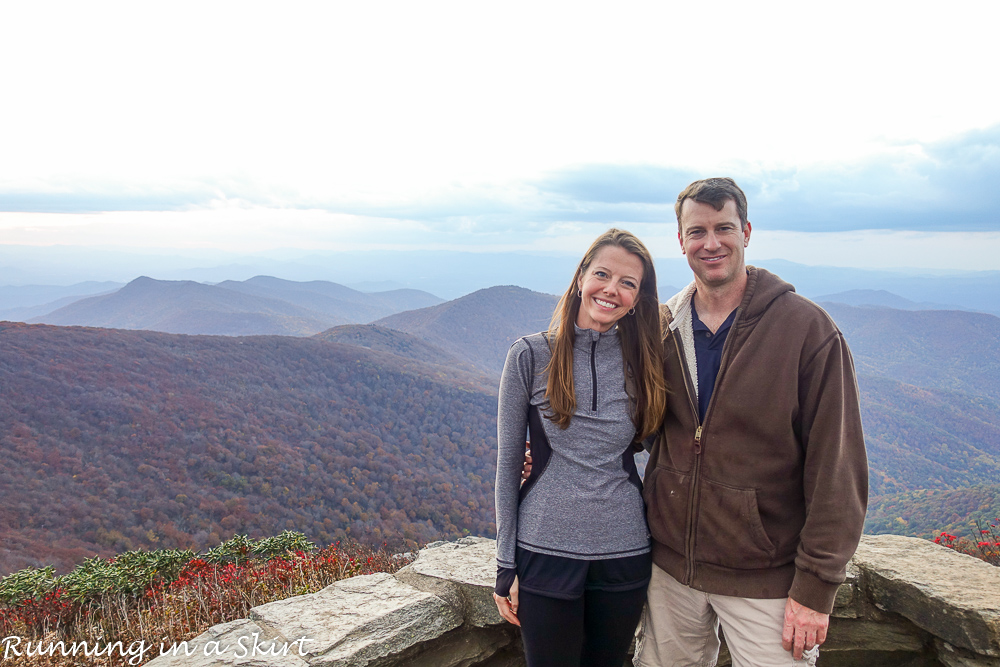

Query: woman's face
[{"left": 575, "top": 245, "right": 644, "bottom": 333}]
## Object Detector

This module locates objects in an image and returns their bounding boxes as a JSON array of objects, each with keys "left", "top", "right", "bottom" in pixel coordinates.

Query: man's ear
[
  {"left": 678, "top": 231, "right": 686, "bottom": 254},
  {"left": 743, "top": 221, "right": 752, "bottom": 247}
]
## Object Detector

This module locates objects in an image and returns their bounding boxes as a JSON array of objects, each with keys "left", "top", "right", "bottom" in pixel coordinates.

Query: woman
[{"left": 493, "top": 228, "right": 667, "bottom": 667}]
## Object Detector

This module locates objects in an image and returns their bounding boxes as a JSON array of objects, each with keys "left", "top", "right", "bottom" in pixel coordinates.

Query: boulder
[
  {"left": 394, "top": 536, "right": 502, "bottom": 628},
  {"left": 853, "top": 535, "right": 1000, "bottom": 657},
  {"left": 249, "top": 572, "right": 463, "bottom": 666}
]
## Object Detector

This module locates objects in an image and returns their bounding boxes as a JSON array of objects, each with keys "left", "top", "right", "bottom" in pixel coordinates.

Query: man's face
[{"left": 678, "top": 198, "right": 751, "bottom": 289}]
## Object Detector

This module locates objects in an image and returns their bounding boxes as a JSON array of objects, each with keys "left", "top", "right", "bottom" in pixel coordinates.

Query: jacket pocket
[
  {"left": 644, "top": 466, "right": 691, "bottom": 553},
  {"left": 695, "top": 478, "right": 776, "bottom": 569}
]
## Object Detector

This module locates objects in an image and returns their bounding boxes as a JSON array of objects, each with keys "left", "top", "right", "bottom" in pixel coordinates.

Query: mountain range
[
  {"left": 820, "top": 302, "right": 1000, "bottom": 401},
  {"left": 4, "top": 244, "right": 997, "bottom": 311},
  {"left": 27, "top": 276, "right": 443, "bottom": 336},
  {"left": 1, "top": 283, "right": 998, "bottom": 574}
]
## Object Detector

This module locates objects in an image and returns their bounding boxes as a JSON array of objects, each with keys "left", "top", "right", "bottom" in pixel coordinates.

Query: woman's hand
[{"left": 492, "top": 576, "right": 520, "bottom": 626}]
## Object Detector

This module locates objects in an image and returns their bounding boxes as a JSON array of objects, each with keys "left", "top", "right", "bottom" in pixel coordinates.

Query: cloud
[
  {"left": 743, "top": 126, "right": 1000, "bottom": 232},
  {"left": 3, "top": 126, "right": 999, "bottom": 236},
  {"left": 0, "top": 190, "right": 216, "bottom": 214},
  {"left": 512, "top": 125, "right": 1000, "bottom": 232}
]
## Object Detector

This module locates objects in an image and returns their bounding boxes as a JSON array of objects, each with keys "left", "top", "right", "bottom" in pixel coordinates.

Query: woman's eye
[
  {"left": 623, "top": 281, "right": 637, "bottom": 290},
  {"left": 595, "top": 270, "right": 608, "bottom": 278}
]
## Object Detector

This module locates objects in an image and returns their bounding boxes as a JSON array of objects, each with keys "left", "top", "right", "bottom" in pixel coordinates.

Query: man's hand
[
  {"left": 781, "top": 598, "right": 828, "bottom": 659},
  {"left": 492, "top": 576, "right": 520, "bottom": 626}
]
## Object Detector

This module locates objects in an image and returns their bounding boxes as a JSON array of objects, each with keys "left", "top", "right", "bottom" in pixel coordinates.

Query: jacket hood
[{"left": 740, "top": 266, "right": 795, "bottom": 322}]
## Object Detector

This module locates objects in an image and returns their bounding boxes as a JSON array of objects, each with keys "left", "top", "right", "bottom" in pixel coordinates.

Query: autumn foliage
[
  {"left": 0, "top": 322, "right": 498, "bottom": 574},
  {"left": 0, "top": 532, "right": 405, "bottom": 666},
  {"left": 932, "top": 518, "right": 1000, "bottom": 567}
]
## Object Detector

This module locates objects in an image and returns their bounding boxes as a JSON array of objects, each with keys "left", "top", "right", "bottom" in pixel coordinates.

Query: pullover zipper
[{"left": 590, "top": 339, "right": 598, "bottom": 411}]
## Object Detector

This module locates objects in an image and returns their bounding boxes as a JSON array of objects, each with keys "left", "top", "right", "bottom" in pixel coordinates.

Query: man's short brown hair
[{"left": 675, "top": 177, "right": 749, "bottom": 233}]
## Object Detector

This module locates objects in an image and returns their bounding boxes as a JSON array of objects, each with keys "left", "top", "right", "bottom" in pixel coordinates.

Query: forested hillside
[
  {"left": 314, "top": 324, "right": 483, "bottom": 377},
  {"left": 823, "top": 302, "right": 1000, "bottom": 400},
  {"left": 0, "top": 322, "right": 499, "bottom": 575},
  {"left": 865, "top": 484, "right": 1000, "bottom": 540},
  {"left": 859, "top": 376, "right": 1000, "bottom": 495},
  {"left": 375, "top": 285, "right": 559, "bottom": 374}
]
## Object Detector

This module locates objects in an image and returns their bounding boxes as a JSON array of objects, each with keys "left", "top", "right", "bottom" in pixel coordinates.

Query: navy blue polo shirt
[{"left": 691, "top": 301, "right": 738, "bottom": 423}]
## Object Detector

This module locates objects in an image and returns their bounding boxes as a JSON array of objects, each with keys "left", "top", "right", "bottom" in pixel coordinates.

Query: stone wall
[{"left": 145, "top": 534, "right": 1000, "bottom": 667}]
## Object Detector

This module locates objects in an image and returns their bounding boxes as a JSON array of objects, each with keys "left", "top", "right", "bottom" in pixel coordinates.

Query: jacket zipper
[
  {"left": 590, "top": 339, "right": 598, "bottom": 412},
  {"left": 672, "top": 333, "right": 702, "bottom": 585},
  {"left": 673, "top": 306, "right": 742, "bottom": 586}
]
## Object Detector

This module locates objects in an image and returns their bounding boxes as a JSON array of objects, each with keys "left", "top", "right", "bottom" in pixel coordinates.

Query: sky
[{"left": 2, "top": 0, "right": 1000, "bottom": 280}]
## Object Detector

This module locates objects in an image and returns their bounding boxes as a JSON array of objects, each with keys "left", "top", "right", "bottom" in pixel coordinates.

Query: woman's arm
[{"left": 494, "top": 338, "right": 533, "bottom": 596}]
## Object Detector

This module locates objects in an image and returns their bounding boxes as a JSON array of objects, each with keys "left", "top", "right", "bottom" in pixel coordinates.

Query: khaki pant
[{"left": 633, "top": 564, "right": 818, "bottom": 667}]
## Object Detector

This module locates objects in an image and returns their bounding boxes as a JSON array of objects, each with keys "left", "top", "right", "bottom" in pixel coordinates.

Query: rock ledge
[{"left": 146, "top": 535, "right": 1000, "bottom": 667}]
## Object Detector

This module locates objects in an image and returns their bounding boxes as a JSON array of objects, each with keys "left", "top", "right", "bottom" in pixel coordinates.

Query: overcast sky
[{"left": 2, "top": 0, "right": 1000, "bottom": 273}]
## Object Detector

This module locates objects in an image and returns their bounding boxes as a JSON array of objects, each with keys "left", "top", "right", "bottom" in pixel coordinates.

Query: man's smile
[{"left": 699, "top": 254, "right": 727, "bottom": 263}]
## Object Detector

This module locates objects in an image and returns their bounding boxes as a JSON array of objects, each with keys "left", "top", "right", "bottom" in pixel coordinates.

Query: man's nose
[{"left": 704, "top": 230, "right": 721, "bottom": 250}]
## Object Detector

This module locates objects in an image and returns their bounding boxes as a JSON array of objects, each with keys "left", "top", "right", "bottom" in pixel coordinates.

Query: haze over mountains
[
  {"left": 4, "top": 243, "right": 998, "bottom": 314},
  {"left": 0, "top": 281, "right": 123, "bottom": 322},
  {"left": 1, "top": 275, "right": 999, "bottom": 575},
  {"left": 25, "top": 276, "right": 443, "bottom": 336},
  {"left": 814, "top": 289, "right": 958, "bottom": 312}
]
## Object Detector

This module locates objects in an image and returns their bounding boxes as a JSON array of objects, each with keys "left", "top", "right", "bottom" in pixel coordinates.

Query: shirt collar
[
  {"left": 691, "top": 302, "right": 738, "bottom": 335},
  {"left": 573, "top": 323, "right": 619, "bottom": 348}
]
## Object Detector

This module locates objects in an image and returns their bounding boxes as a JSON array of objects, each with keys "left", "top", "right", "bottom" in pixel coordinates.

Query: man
[{"left": 633, "top": 178, "right": 868, "bottom": 666}]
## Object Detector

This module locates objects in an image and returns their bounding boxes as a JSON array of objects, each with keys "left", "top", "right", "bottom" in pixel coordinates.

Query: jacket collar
[{"left": 663, "top": 266, "right": 794, "bottom": 330}]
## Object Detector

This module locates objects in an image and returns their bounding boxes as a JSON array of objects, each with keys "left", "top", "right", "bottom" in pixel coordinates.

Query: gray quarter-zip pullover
[{"left": 495, "top": 325, "right": 650, "bottom": 575}]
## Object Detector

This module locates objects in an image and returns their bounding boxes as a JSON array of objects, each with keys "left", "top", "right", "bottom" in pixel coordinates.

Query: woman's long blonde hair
[{"left": 544, "top": 228, "right": 667, "bottom": 441}]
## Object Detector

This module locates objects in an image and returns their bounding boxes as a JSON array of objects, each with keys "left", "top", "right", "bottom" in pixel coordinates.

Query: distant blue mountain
[
  {"left": 755, "top": 259, "right": 1000, "bottom": 317},
  {"left": 0, "top": 281, "right": 123, "bottom": 312},
  {"left": 27, "top": 277, "right": 443, "bottom": 336},
  {"left": 814, "top": 289, "right": 960, "bottom": 312}
]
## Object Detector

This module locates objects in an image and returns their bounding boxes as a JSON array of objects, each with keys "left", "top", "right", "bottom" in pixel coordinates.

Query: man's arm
[{"left": 789, "top": 330, "right": 868, "bottom": 616}]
